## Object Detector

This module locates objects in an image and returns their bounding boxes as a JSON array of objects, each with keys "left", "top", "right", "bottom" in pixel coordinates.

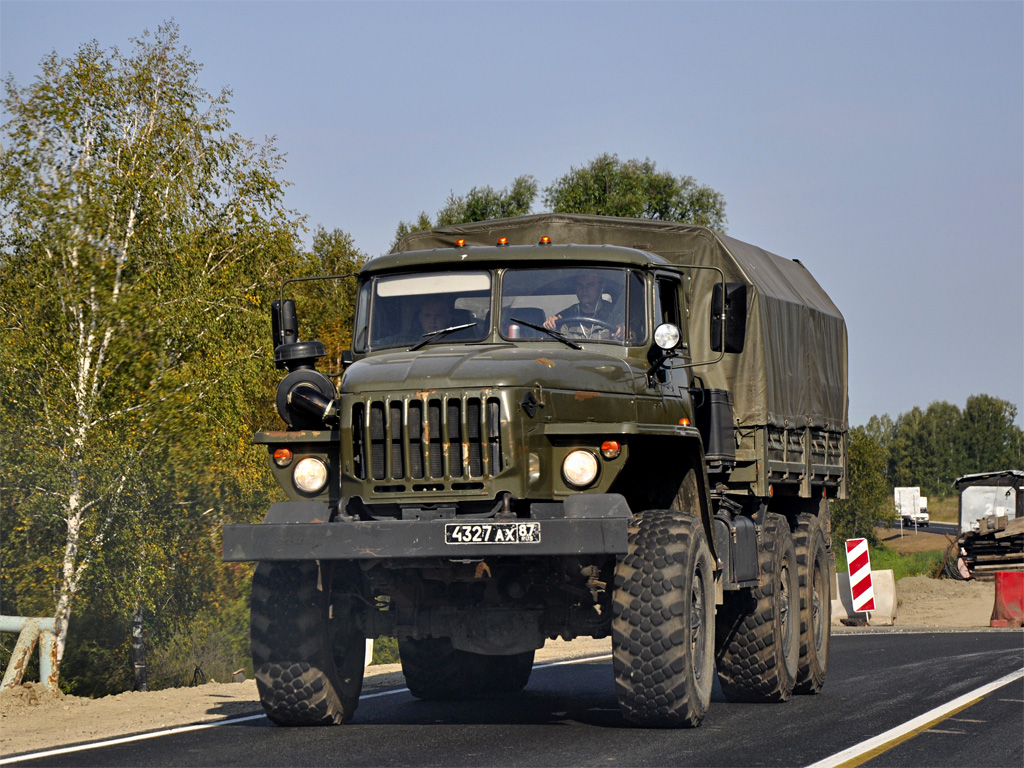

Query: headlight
[
  {"left": 562, "top": 450, "right": 599, "bottom": 488},
  {"left": 293, "top": 457, "right": 328, "bottom": 494},
  {"left": 654, "top": 323, "right": 681, "bottom": 350}
]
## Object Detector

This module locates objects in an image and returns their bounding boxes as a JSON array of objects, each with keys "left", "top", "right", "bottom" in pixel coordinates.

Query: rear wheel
[
  {"left": 251, "top": 560, "right": 365, "bottom": 725},
  {"left": 612, "top": 510, "right": 715, "bottom": 728},
  {"left": 399, "top": 637, "right": 534, "bottom": 700},
  {"left": 793, "top": 513, "right": 831, "bottom": 694},
  {"left": 715, "top": 513, "right": 799, "bottom": 703}
]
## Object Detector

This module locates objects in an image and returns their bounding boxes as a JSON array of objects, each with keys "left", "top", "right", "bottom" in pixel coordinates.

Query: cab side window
[{"left": 654, "top": 277, "right": 681, "bottom": 327}]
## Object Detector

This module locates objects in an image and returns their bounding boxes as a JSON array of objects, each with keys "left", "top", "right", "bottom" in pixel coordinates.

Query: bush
[
  {"left": 371, "top": 636, "right": 400, "bottom": 665},
  {"left": 147, "top": 595, "right": 251, "bottom": 689}
]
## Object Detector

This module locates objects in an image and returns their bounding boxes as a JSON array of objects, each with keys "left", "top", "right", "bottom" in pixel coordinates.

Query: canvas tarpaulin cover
[{"left": 397, "top": 213, "right": 848, "bottom": 431}]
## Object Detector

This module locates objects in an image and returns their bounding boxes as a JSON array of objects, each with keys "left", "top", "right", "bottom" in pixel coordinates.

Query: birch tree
[{"left": 0, "top": 22, "right": 302, "bottom": 672}]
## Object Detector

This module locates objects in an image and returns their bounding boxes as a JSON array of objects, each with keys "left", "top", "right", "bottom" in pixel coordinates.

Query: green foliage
[
  {"left": 868, "top": 395, "right": 1022, "bottom": 499},
  {"left": 834, "top": 544, "right": 945, "bottom": 582},
  {"left": 961, "top": 394, "right": 1023, "bottom": 473},
  {"left": 390, "top": 154, "right": 728, "bottom": 251},
  {"left": 543, "top": 153, "right": 727, "bottom": 230},
  {"left": 0, "top": 20, "right": 302, "bottom": 690},
  {"left": 288, "top": 227, "right": 368, "bottom": 373},
  {"left": 832, "top": 426, "right": 894, "bottom": 545},
  {"left": 146, "top": 587, "right": 252, "bottom": 689},
  {"left": 391, "top": 176, "right": 537, "bottom": 251},
  {"left": 370, "top": 636, "right": 400, "bottom": 666}
]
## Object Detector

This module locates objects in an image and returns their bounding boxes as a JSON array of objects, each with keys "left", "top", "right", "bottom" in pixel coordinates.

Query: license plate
[{"left": 444, "top": 521, "right": 541, "bottom": 545}]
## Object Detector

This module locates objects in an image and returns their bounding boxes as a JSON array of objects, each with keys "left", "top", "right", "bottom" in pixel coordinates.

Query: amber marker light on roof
[
  {"left": 455, "top": 238, "right": 466, "bottom": 247},
  {"left": 679, "top": 418, "right": 691, "bottom": 426},
  {"left": 539, "top": 236, "right": 551, "bottom": 245},
  {"left": 497, "top": 237, "right": 509, "bottom": 247}
]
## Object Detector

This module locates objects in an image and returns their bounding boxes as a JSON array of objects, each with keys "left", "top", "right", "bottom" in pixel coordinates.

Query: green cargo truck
[{"left": 223, "top": 213, "right": 848, "bottom": 728}]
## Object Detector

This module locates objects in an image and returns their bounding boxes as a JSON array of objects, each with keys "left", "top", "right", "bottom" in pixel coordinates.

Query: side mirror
[{"left": 710, "top": 283, "right": 747, "bottom": 354}]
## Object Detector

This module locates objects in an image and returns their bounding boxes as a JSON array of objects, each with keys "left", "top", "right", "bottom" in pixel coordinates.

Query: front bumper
[{"left": 222, "top": 496, "right": 632, "bottom": 562}]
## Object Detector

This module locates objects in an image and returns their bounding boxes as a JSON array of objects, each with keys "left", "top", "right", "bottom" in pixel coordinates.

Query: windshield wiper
[
  {"left": 408, "top": 322, "right": 478, "bottom": 351},
  {"left": 510, "top": 317, "right": 582, "bottom": 350}
]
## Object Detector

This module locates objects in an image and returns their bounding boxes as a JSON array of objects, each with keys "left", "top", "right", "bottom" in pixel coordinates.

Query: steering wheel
[
  {"left": 556, "top": 314, "right": 619, "bottom": 336},
  {"left": 561, "top": 313, "right": 614, "bottom": 331}
]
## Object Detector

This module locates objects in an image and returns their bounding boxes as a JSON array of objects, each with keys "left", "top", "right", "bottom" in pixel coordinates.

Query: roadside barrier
[
  {"left": 832, "top": 570, "right": 897, "bottom": 626},
  {"left": 0, "top": 615, "right": 59, "bottom": 691},
  {"left": 990, "top": 571, "right": 1024, "bottom": 628},
  {"left": 845, "top": 538, "right": 875, "bottom": 612}
]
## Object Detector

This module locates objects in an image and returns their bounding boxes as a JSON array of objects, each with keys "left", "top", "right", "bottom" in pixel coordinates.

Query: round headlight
[
  {"left": 562, "top": 450, "right": 599, "bottom": 488},
  {"left": 293, "top": 457, "right": 328, "bottom": 494},
  {"left": 654, "top": 323, "right": 681, "bottom": 350}
]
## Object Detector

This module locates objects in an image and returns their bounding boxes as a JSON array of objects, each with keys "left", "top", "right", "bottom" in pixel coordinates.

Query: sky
[{"left": 2, "top": 1, "right": 1022, "bottom": 430}]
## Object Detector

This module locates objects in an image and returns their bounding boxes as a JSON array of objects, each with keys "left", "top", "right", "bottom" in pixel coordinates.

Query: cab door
[{"left": 650, "top": 272, "right": 691, "bottom": 424}]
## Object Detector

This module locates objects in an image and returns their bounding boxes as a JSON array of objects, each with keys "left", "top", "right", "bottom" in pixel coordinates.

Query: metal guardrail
[{"left": 0, "top": 615, "right": 59, "bottom": 691}]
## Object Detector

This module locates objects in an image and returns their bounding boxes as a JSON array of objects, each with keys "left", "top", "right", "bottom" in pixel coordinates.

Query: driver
[{"left": 544, "top": 272, "right": 621, "bottom": 338}]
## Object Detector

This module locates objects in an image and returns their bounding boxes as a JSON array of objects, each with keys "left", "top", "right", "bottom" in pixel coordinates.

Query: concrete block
[{"left": 832, "top": 569, "right": 897, "bottom": 626}]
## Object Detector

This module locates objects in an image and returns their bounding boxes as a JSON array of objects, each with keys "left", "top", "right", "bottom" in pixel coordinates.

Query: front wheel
[
  {"left": 251, "top": 561, "right": 365, "bottom": 725},
  {"left": 612, "top": 510, "right": 715, "bottom": 728}
]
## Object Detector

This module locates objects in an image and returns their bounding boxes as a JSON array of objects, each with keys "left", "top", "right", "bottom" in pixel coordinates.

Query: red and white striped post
[{"left": 845, "top": 538, "right": 875, "bottom": 613}]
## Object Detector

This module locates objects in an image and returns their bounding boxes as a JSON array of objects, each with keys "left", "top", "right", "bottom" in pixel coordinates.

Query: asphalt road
[
  {"left": 11, "top": 631, "right": 1023, "bottom": 767},
  {"left": 924, "top": 522, "right": 960, "bottom": 537}
]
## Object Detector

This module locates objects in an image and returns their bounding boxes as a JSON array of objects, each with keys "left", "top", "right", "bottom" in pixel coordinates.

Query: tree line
[{"left": 0, "top": 23, "right": 727, "bottom": 694}]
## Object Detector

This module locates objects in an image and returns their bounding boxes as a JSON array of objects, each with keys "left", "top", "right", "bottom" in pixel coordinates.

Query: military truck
[{"left": 222, "top": 213, "right": 848, "bottom": 728}]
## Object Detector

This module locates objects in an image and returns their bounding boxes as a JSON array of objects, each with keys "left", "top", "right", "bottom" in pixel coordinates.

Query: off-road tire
[
  {"left": 715, "top": 512, "right": 799, "bottom": 703},
  {"left": 612, "top": 510, "right": 715, "bottom": 728},
  {"left": 793, "top": 513, "right": 831, "bottom": 694},
  {"left": 399, "top": 637, "right": 534, "bottom": 699},
  {"left": 251, "top": 560, "right": 365, "bottom": 725},
  {"left": 474, "top": 650, "right": 534, "bottom": 694}
]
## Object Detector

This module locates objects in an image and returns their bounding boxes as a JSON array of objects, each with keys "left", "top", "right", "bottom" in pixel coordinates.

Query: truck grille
[{"left": 351, "top": 396, "right": 503, "bottom": 485}]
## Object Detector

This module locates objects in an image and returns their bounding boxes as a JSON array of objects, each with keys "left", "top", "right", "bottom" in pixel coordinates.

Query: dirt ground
[
  {"left": 875, "top": 525, "right": 958, "bottom": 555},
  {"left": 1, "top": 566, "right": 1013, "bottom": 759}
]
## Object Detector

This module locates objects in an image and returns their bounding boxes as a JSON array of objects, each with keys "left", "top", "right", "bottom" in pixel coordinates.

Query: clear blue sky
[{"left": 2, "top": 1, "right": 1021, "bottom": 429}]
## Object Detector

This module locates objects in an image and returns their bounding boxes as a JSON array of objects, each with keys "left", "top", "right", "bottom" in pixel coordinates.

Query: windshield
[
  {"left": 961, "top": 485, "right": 1016, "bottom": 532},
  {"left": 354, "top": 266, "right": 647, "bottom": 351},
  {"left": 501, "top": 267, "right": 646, "bottom": 345},
  {"left": 355, "top": 271, "right": 491, "bottom": 351}
]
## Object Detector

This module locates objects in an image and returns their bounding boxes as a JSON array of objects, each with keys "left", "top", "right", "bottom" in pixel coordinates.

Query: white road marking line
[
  {"left": 0, "top": 654, "right": 614, "bottom": 764},
  {"left": 0, "top": 714, "right": 267, "bottom": 765},
  {"left": 805, "top": 667, "right": 1024, "bottom": 768}
]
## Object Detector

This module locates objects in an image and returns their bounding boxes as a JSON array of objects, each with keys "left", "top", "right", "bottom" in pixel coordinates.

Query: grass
[
  {"left": 926, "top": 495, "right": 958, "bottom": 524},
  {"left": 834, "top": 543, "right": 945, "bottom": 581}
]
